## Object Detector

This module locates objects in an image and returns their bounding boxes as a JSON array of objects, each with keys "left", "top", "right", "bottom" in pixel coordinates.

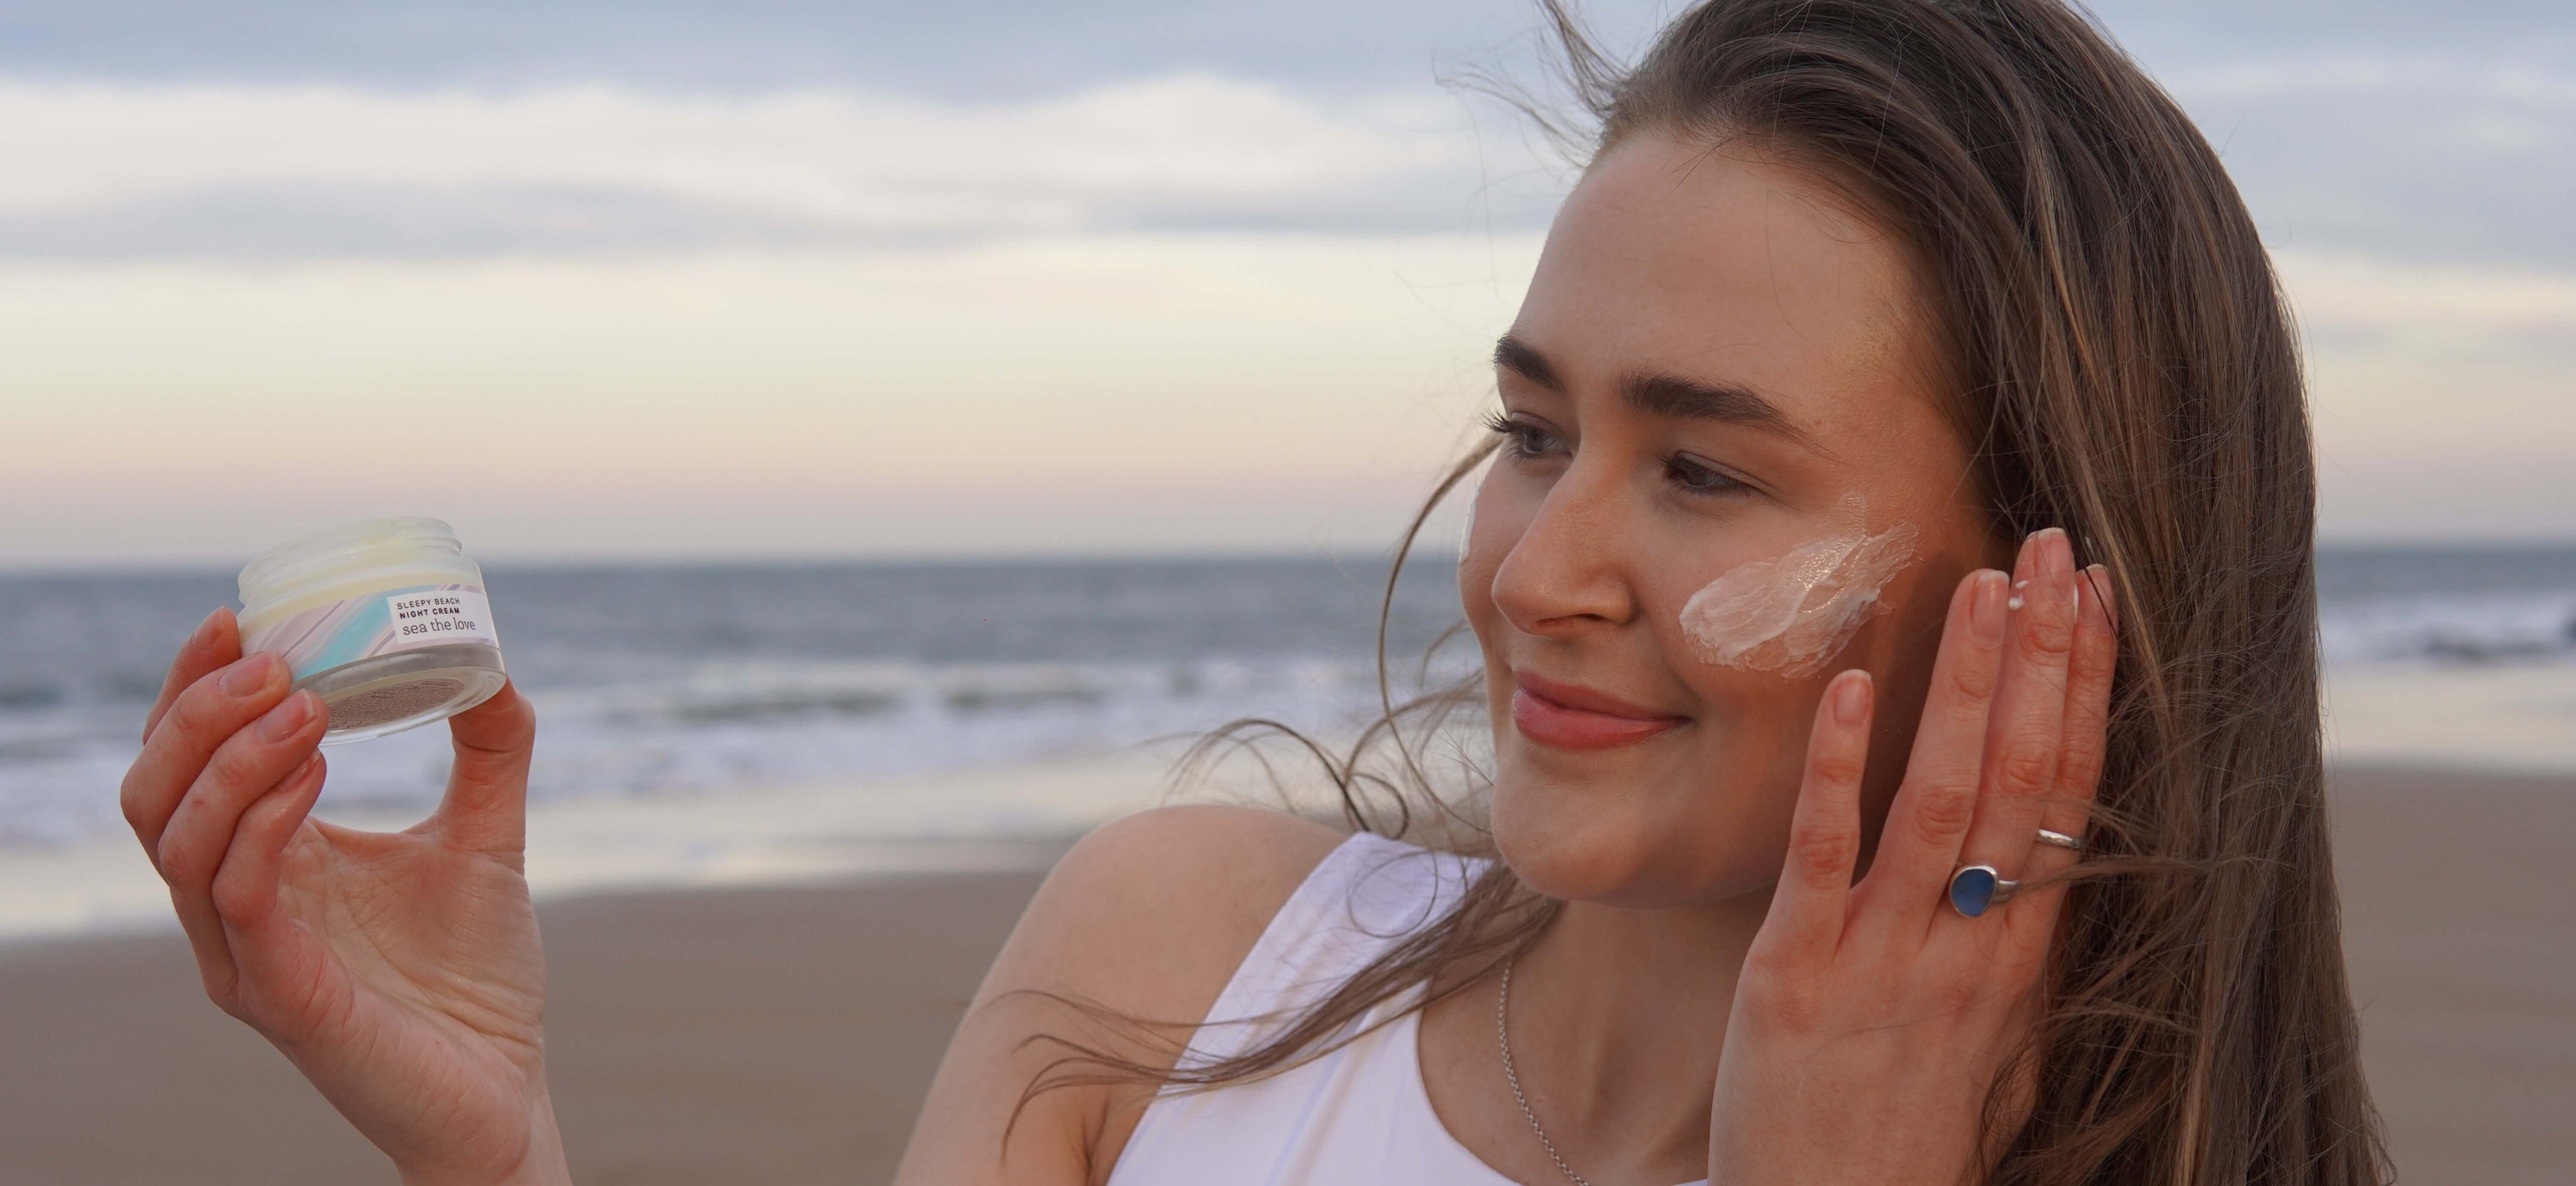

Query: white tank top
[{"left": 1104, "top": 829, "right": 1713, "bottom": 1186}]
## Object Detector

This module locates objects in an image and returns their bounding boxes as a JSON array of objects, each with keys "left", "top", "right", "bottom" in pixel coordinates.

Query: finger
[
  {"left": 2083, "top": 562, "right": 2121, "bottom": 634},
  {"left": 2006, "top": 563, "right": 2119, "bottom": 950},
  {"left": 171, "top": 744, "right": 321, "bottom": 1019},
  {"left": 123, "top": 651, "right": 294, "bottom": 867},
  {"left": 142, "top": 606, "right": 239, "bottom": 745},
  {"left": 1855, "top": 564, "right": 2008, "bottom": 936},
  {"left": 1762, "top": 669, "right": 1874, "bottom": 964},
  {"left": 157, "top": 689, "right": 327, "bottom": 904},
  {"left": 429, "top": 678, "right": 537, "bottom": 862},
  {"left": 167, "top": 879, "right": 241, "bottom": 1015},
  {"left": 1950, "top": 528, "right": 2080, "bottom": 927},
  {"left": 216, "top": 759, "right": 345, "bottom": 1047},
  {"left": 211, "top": 750, "right": 328, "bottom": 946}
]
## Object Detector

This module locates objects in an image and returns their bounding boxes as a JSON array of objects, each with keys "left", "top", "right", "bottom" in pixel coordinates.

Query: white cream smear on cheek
[{"left": 1676, "top": 494, "right": 1920, "bottom": 678}]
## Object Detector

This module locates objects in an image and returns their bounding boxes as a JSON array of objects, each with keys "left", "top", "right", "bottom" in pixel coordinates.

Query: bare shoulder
[
  {"left": 891, "top": 803, "right": 1347, "bottom": 1185},
  {"left": 1011, "top": 804, "right": 1352, "bottom": 1043},
  {"left": 1040, "top": 802, "right": 1351, "bottom": 965}
]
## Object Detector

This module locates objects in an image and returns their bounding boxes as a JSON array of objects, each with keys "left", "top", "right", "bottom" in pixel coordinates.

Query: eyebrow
[{"left": 1492, "top": 332, "right": 1820, "bottom": 451}]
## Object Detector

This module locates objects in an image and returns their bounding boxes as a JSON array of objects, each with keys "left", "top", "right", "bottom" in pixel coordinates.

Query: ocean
[
  {"left": 0, "top": 553, "right": 1476, "bottom": 853},
  {"left": 2, "top": 544, "right": 2571, "bottom": 938}
]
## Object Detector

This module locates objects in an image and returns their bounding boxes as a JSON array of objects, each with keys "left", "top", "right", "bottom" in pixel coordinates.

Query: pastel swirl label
[{"left": 240, "top": 583, "right": 502, "bottom": 682}]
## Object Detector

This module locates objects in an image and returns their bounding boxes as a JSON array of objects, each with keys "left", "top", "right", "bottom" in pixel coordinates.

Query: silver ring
[
  {"left": 1947, "top": 863, "right": 2019, "bottom": 917},
  {"left": 2035, "top": 827, "right": 2085, "bottom": 852}
]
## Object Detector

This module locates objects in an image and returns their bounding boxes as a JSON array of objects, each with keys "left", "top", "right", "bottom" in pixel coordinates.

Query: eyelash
[{"left": 1479, "top": 410, "right": 1753, "bottom": 498}]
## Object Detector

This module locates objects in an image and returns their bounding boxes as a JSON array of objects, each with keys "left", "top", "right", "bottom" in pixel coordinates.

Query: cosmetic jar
[{"left": 235, "top": 516, "right": 508, "bottom": 745}]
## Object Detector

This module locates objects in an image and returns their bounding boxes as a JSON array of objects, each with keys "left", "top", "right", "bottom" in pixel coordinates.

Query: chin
[
  {"left": 1486, "top": 755, "right": 1781, "bottom": 909},
  {"left": 1493, "top": 824, "right": 1660, "bottom": 905}
]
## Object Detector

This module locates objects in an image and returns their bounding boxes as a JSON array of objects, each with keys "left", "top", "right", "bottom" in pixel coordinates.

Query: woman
[{"left": 116, "top": 1, "right": 2392, "bottom": 1182}]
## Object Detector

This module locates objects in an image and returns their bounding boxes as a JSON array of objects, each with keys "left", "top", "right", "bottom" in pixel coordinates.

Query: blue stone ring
[{"left": 1947, "top": 864, "right": 2019, "bottom": 917}]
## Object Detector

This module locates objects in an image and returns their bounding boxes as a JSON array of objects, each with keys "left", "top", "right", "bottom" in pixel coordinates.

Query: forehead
[{"left": 1511, "top": 131, "right": 1945, "bottom": 441}]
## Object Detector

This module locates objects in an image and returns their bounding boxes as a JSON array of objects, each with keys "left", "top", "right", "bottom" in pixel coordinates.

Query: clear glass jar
[{"left": 235, "top": 516, "right": 509, "bottom": 746}]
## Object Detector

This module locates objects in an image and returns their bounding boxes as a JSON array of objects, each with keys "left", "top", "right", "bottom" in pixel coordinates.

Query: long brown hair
[{"left": 1004, "top": 2, "right": 2394, "bottom": 1181}]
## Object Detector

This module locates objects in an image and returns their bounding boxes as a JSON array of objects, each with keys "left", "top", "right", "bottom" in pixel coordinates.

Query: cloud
[
  {"left": 2146, "top": 47, "right": 2576, "bottom": 271},
  {"left": 2275, "top": 248, "right": 2576, "bottom": 327},
  {"left": 0, "top": 184, "right": 890, "bottom": 261},
  {"left": 3, "top": 18, "right": 2569, "bottom": 547},
  {"left": 2267, "top": 246, "right": 2576, "bottom": 541},
  {"left": 3, "top": 28, "right": 2568, "bottom": 274},
  {"left": 4, "top": 1, "right": 2559, "bottom": 100},
  {"left": 0, "top": 231, "right": 1546, "bottom": 567},
  {"left": 0, "top": 73, "right": 1573, "bottom": 260},
  {"left": 0, "top": 0, "right": 1661, "bottom": 99}
]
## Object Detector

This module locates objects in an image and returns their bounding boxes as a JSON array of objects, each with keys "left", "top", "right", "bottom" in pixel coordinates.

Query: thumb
[{"left": 433, "top": 678, "right": 537, "bottom": 864}]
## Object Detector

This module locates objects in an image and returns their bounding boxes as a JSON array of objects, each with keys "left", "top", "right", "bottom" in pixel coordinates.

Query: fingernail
[
  {"left": 188, "top": 608, "right": 223, "bottom": 648},
  {"left": 2043, "top": 528, "right": 2075, "bottom": 601},
  {"left": 1832, "top": 671, "right": 1871, "bottom": 727},
  {"left": 1973, "top": 569, "right": 2008, "bottom": 643},
  {"left": 222, "top": 653, "right": 281, "bottom": 696},
  {"left": 258, "top": 689, "right": 314, "bottom": 741},
  {"left": 2087, "top": 563, "right": 2117, "bottom": 628}
]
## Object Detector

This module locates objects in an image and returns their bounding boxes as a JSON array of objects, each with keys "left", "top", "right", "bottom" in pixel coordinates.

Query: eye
[
  {"left": 1479, "top": 410, "right": 1563, "bottom": 461},
  {"left": 1666, "top": 453, "right": 1753, "bottom": 498}
]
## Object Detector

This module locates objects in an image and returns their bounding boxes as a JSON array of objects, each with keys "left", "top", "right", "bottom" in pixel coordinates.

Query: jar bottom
[{"left": 297, "top": 645, "right": 508, "bottom": 746}]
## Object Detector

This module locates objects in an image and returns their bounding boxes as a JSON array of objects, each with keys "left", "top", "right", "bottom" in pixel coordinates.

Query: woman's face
[{"left": 1462, "top": 130, "right": 2000, "bottom": 908}]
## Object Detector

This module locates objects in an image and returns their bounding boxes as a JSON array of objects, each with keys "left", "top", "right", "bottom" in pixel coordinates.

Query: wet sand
[{"left": 2, "top": 767, "right": 2567, "bottom": 1183}]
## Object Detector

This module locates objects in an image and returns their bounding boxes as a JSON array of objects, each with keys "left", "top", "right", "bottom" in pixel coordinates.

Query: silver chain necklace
[{"left": 1496, "top": 949, "right": 1595, "bottom": 1186}]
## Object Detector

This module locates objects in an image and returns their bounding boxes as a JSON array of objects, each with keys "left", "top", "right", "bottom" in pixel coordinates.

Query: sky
[{"left": 2, "top": 1, "right": 2571, "bottom": 569}]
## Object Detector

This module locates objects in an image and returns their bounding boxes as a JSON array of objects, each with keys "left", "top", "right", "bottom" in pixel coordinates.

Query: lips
[{"left": 1510, "top": 670, "right": 1688, "bottom": 751}]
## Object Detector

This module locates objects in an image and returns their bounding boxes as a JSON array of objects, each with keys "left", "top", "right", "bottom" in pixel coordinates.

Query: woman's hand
[
  {"left": 1707, "top": 527, "right": 2117, "bottom": 1185},
  {"left": 119, "top": 606, "right": 568, "bottom": 1186}
]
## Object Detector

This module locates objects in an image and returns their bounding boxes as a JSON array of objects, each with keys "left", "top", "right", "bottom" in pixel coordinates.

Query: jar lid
[{"left": 238, "top": 516, "right": 465, "bottom": 605}]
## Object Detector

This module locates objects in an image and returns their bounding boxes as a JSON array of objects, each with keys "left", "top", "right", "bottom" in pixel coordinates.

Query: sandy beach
[{"left": 3, "top": 763, "right": 2568, "bottom": 1184}]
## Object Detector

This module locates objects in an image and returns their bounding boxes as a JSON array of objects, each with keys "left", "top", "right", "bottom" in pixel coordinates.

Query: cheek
[
  {"left": 1662, "top": 624, "right": 1835, "bottom": 817},
  {"left": 1841, "top": 556, "right": 1972, "bottom": 769}
]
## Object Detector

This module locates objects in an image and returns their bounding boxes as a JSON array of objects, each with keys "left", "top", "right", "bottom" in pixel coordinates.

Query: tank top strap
[{"left": 1174, "top": 829, "right": 1490, "bottom": 1073}]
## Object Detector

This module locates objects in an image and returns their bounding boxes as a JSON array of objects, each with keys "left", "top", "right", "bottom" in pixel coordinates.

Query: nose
[{"left": 1489, "top": 462, "right": 1637, "bottom": 638}]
